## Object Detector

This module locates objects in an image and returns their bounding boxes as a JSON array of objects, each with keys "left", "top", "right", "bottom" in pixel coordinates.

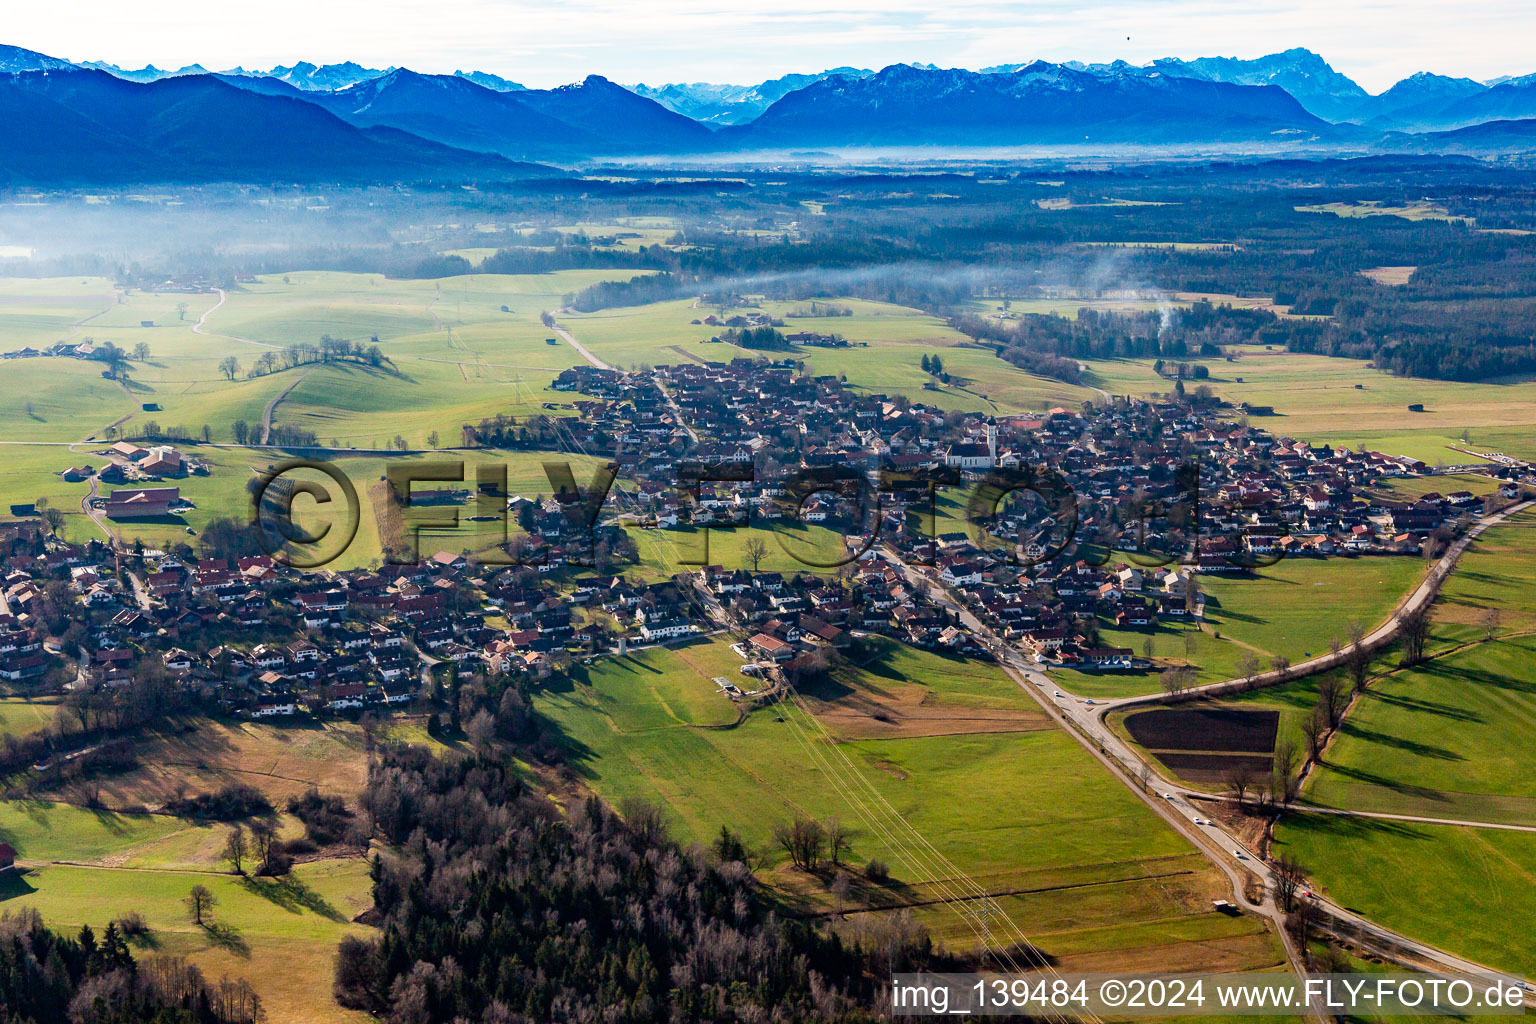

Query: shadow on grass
[
  {"left": 0, "top": 869, "right": 39, "bottom": 902},
  {"left": 240, "top": 873, "right": 346, "bottom": 922},
  {"left": 202, "top": 921, "right": 250, "bottom": 957}
]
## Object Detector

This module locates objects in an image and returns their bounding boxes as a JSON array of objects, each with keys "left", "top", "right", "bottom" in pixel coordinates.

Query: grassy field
[
  {"left": 1054, "top": 557, "right": 1425, "bottom": 699},
  {"left": 0, "top": 696, "right": 57, "bottom": 739},
  {"left": 1080, "top": 349, "right": 1536, "bottom": 464},
  {"left": 1427, "top": 508, "right": 1536, "bottom": 647},
  {"left": 1, "top": 712, "right": 378, "bottom": 1022},
  {"left": 1302, "top": 636, "right": 1536, "bottom": 824},
  {"left": 1273, "top": 814, "right": 1536, "bottom": 977},
  {"left": 1294, "top": 510, "right": 1536, "bottom": 823},
  {"left": 1294, "top": 201, "right": 1466, "bottom": 224},
  {"left": 0, "top": 269, "right": 653, "bottom": 449},
  {"left": 535, "top": 634, "right": 1285, "bottom": 971},
  {"left": 1, "top": 857, "right": 372, "bottom": 1023},
  {"left": 0, "top": 442, "right": 607, "bottom": 568},
  {"left": 28, "top": 717, "right": 373, "bottom": 812}
]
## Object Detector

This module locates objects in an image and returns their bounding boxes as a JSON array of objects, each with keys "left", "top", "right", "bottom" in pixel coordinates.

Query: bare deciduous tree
[
  {"left": 1272, "top": 852, "right": 1306, "bottom": 912},
  {"left": 1237, "top": 651, "right": 1261, "bottom": 690},
  {"left": 1400, "top": 604, "right": 1432, "bottom": 666},
  {"left": 825, "top": 817, "right": 852, "bottom": 867},
  {"left": 1317, "top": 672, "right": 1348, "bottom": 730},
  {"left": 223, "top": 824, "right": 247, "bottom": 875},
  {"left": 1481, "top": 606, "right": 1502, "bottom": 642},
  {"left": 1303, "top": 701, "right": 1329, "bottom": 762},
  {"left": 1225, "top": 761, "right": 1257, "bottom": 806},
  {"left": 185, "top": 883, "right": 217, "bottom": 926},
  {"left": 743, "top": 537, "right": 768, "bottom": 572},
  {"left": 1272, "top": 737, "right": 1301, "bottom": 804},
  {"left": 772, "top": 816, "right": 826, "bottom": 871}
]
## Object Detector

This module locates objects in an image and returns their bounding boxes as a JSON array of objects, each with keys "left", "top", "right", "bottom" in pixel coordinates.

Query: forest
[{"left": 335, "top": 744, "right": 941, "bottom": 1023}]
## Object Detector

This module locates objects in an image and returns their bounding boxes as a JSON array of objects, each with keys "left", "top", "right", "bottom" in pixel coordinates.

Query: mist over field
[{"left": 2, "top": 21, "right": 1536, "bottom": 1024}]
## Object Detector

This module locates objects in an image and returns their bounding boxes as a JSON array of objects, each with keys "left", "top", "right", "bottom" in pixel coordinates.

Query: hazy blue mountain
[
  {"left": 78, "top": 61, "right": 212, "bottom": 81},
  {"left": 630, "top": 67, "right": 871, "bottom": 124},
  {"left": 307, "top": 68, "right": 598, "bottom": 159},
  {"left": 1149, "top": 48, "right": 1368, "bottom": 121},
  {"left": 515, "top": 75, "right": 715, "bottom": 151},
  {"left": 0, "top": 69, "right": 549, "bottom": 183},
  {"left": 0, "top": 43, "right": 75, "bottom": 72},
  {"left": 730, "top": 61, "right": 1336, "bottom": 147},
  {"left": 1347, "top": 72, "right": 1488, "bottom": 127},
  {"left": 231, "top": 61, "right": 391, "bottom": 91},
  {"left": 1427, "top": 81, "right": 1536, "bottom": 129},
  {"left": 1389, "top": 116, "right": 1536, "bottom": 153},
  {"left": 453, "top": 69, "right": 525, "bottom": 92}
]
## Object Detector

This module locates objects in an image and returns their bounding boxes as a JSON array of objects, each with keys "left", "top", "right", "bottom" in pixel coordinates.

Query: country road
[
  {"left": 871, "top": 544, "right": 1318, "bottom": 1008},
  {"left": 880, "top": 498, "right": 1536, "bottom": 996},
  {"left": 191, "top": 288, "right": 280, "bottom": 349},
  {"left": 548, "top": 317, "right": 612, "bottom": 370},
  {"left": 1093, "top": 498, "right": 1532, "bottom": 715},
  {"left": 259, "top": 365, "right": 316, "bottom": 445}
]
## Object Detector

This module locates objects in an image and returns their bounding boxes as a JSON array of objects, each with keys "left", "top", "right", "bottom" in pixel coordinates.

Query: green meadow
[
  {"left": 533, "top": 635, "right": 1284, "bottom": 971},
  {"left": 2, "top": 858, "right": 372, "bottom": 1024},
  {"left": 1302, "top": 636, "right": 1536, "bottom": 824},
  {"left": 1273, "top": 814, "right": 1536, "bottom": 977},
  {"left": 1081, "top": 349, "right": 1536, "bottom": 465},
  {"left": 1054, "top": 556, "right": 1425, "bottom": 699}
]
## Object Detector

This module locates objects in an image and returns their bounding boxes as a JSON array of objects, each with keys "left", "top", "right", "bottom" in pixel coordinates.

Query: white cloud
[{"left": 8, "top": 0, "right": 1533, "bottom": 91}]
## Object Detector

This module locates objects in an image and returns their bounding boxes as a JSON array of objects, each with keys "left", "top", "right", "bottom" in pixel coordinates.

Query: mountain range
[
  {"left": 0, "top": 68, "right": 547, "bottom": 184},
  {"left": 4, "top": 42, "right": 1536, "bottom": 183}
]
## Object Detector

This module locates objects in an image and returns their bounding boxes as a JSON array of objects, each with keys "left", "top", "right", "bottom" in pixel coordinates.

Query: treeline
[
  {"left": 337, "top": 744, "right": 936, "bottom": 1023},
  {"left": 245, "top": 336, "right": 393, "bottom": 378},
  {"left": 564, "top": 272, "right": 688, "bottom": 311},
  {"left": 461, "top": 413, "right": 589, "bottom": 450},
  {"left": 0, "top": 909, "right": 261, "bottom": 1024},
  {"left": 721, "top": 325, "right": 790, "bottom": 350}
]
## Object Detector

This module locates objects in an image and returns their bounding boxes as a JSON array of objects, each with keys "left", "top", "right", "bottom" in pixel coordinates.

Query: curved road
[
  {"left": 191, "top": 289, "right": 280, "bottom": 350},
  {"left": 258, "top": 365, "right": 317, "bottom": 445},
  {"left": 882, "top": 499, "right": 1536, "bottom": 997}
]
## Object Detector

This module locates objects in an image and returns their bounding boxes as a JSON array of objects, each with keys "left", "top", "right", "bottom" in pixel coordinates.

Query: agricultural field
[
  {"left": 0, "top": 268, "right": 654, "bottom": 453},
  {"left": 1294, "top": 201, "right": 1466, "bottom": 223},
  {"left": 1358, "top": 266, "right": 1416, "bottom": 286},
  {"left": 1080, "top": 348, "right": 1536, "bottom": 464},
  {"left": 1293, "top": 510, "right": 1536, "bottom": 823},
  {"left": 1272, "top": 814, "right": 1536, "bottom": 978},
  {"left": 1121, "top": 708, "right": 1279, "bottom": 786},
  {"left": 0, "top": 695, "right": 57, "bottom": 738},
  {"left": 0, "top": 712, "right": 378, "bottom": 1022},
  {"left": 1426, "top": 508, "right": 1536, "bottom": 647},
  {"left": 534, "top": 634, "right": 1286, "bottom": 972},
  {"left": 1301, "top": 636, "right": 1536, "bottom": 824},
  {"left": 1, "top": 856, "right": 373, "bottom": 1023},
  {"left": 1362, "top": 471, "right": 1500, "bottom": 503},
  {"left": 0, "top": 442, "right": 607, "bottom": 568},
  {"left": 27, "top": 716, "right": 374, "bottom": 812},
  {"left": 1054, "top": 556, "right": 1424, "bottom": 699},
  {"left": 625, "top": 520, "right": 851, "bottom": 579}
]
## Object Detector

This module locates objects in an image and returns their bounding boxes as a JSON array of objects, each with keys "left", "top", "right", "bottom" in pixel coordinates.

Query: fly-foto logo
[{"left": 251, "top": 456, "right": 1249, "bottom": 572}]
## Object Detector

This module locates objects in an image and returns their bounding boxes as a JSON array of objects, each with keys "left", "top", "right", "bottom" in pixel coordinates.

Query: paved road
[
  {"left": 872, "top": 545, "right": 1320, "bottom": 1007},
  {"left": 881, "top": 499, "right": 1536, "bottom": 994},
  {"left": 191, "top": 289, "right": 279, "bottom": 349},
  {"left": 259, "top": 365, "right": 317, "bottom": 445},
  {"left": 548, "top": 317, "right": 612, "bottom": 371},
  {"left": 652, "top": 372, "right": 700, "bottom": 443},
  {"left": 1097, "top": 498, "right": 1533, "bottom": 716}
]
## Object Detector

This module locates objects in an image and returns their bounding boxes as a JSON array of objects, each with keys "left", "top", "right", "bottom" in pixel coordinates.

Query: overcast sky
[{"left": 10, "top": 0, "right": 1531, "bottom": 92}]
